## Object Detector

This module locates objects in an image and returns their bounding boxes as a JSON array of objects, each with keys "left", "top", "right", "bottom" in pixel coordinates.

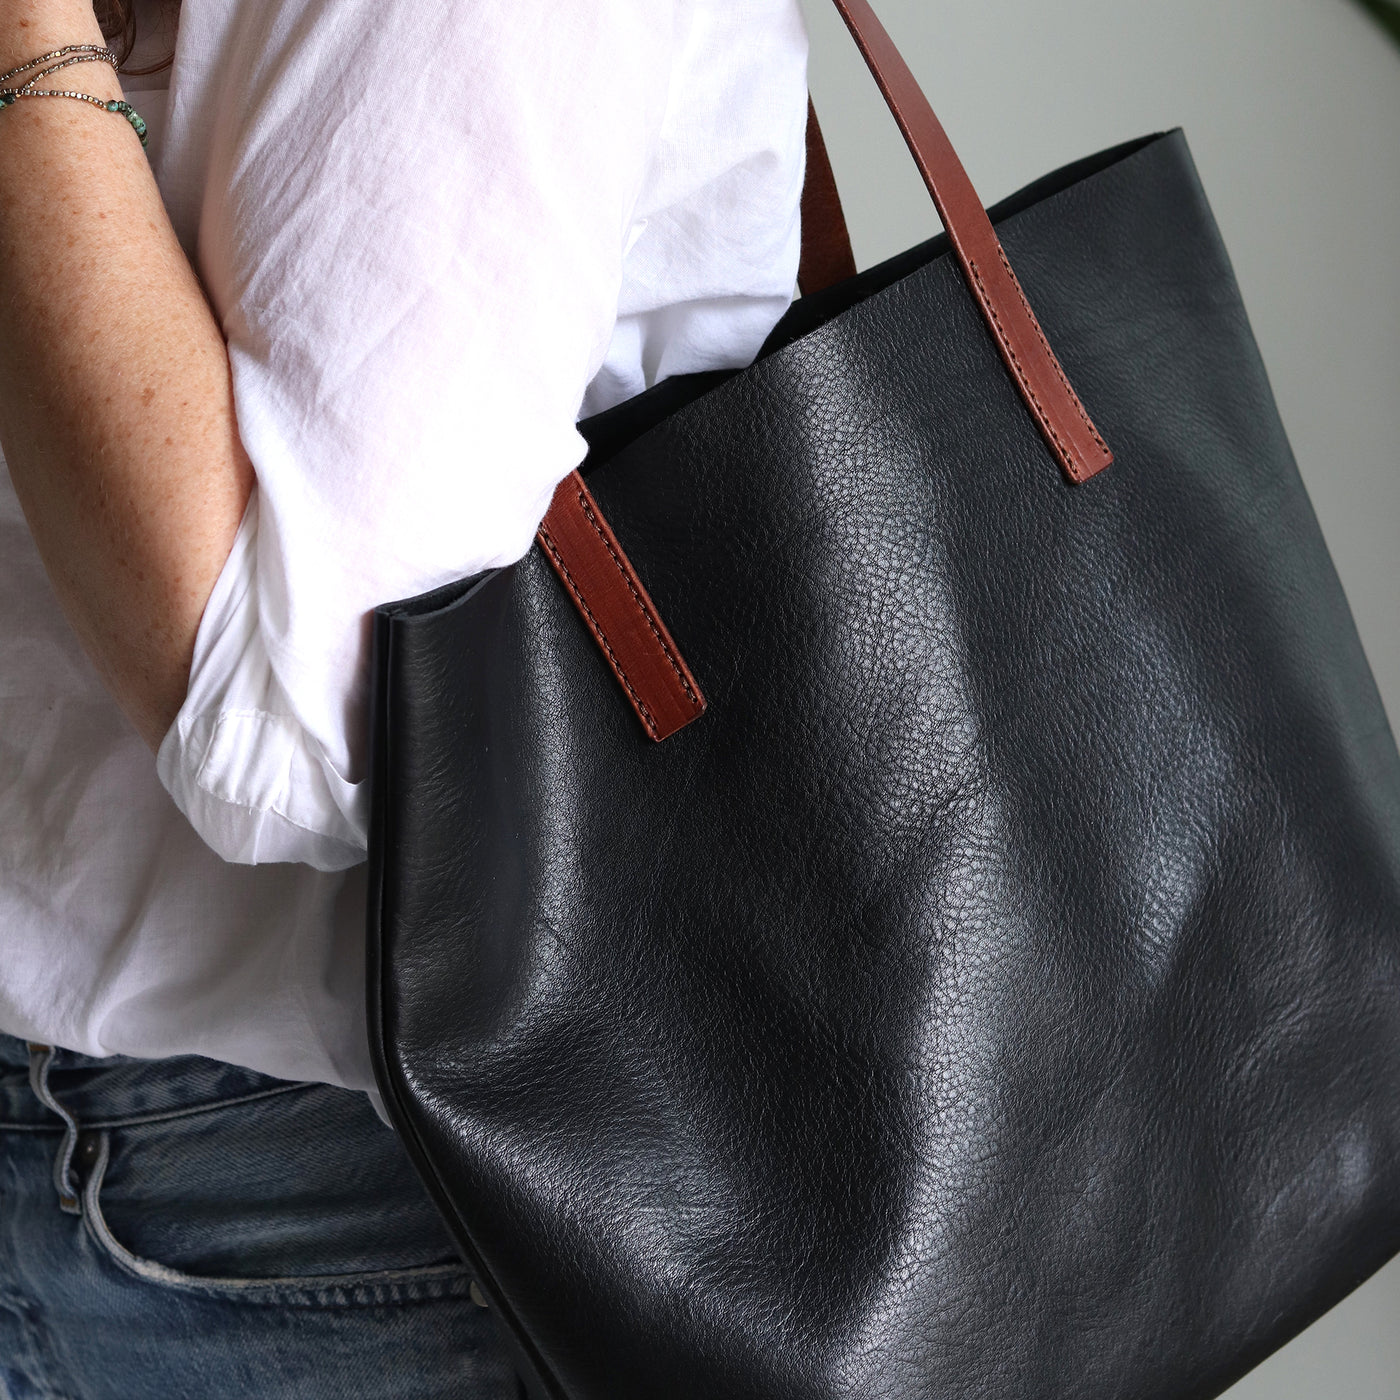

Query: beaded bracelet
[{"left": 0, "top": 45, "right": 148, "bottom": 148}]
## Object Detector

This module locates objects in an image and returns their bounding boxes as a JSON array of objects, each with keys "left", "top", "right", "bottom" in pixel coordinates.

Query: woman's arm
[{"left": 0, "top": 0, "right": 252, "bottom": 753}]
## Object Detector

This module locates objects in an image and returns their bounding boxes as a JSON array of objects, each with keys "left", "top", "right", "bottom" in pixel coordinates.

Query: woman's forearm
[{"left": 0, "top": 0, "right": 252, "bottom": 753}]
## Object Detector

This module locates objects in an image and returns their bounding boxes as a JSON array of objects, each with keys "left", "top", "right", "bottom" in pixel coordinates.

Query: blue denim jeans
[{"left": 0, "top": 1034, "right": 520, "bottom": 1398}]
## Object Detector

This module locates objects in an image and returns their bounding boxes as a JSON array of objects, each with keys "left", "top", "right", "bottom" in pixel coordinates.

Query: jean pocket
[{"left": 77, "top": 1085, "right": 474, "bottom": 1307}]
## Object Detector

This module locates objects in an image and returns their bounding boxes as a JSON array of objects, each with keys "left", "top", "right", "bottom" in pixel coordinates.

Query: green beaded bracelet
[{"left": 103, "top": 98, "right": 149, "bottom": 147}]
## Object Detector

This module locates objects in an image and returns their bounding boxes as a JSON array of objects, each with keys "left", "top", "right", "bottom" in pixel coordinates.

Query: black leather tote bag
[{"left": 366, "top": 1, "right": 1400, "bottom": 1395}]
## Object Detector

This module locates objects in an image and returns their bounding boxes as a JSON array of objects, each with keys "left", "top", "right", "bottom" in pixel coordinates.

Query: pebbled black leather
[{"left": 368, "top": 130, "right": 1400, "bottom": 1399}]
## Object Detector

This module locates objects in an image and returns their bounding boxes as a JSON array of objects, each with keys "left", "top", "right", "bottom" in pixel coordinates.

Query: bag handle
[
  {"left": 807, "top": 0, "right": 1112, "bottom": 485},
  {"left": 536, "top": 0, "right": 1113, "bottom": 743}
]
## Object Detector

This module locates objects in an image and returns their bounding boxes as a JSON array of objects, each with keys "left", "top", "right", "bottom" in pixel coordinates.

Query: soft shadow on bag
[{"left": 367, "top": 1, "right": 1400, "bottom": 1396}]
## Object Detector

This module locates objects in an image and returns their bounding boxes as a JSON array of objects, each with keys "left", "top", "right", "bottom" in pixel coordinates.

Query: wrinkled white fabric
[{"left": 0, "top": 0, "right": 809, "bottom": 1091}]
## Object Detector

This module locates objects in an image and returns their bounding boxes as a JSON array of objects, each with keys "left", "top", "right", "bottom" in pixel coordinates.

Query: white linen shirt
[{"left": 0, "top": 0, "right": 810, "bottom": 1093}]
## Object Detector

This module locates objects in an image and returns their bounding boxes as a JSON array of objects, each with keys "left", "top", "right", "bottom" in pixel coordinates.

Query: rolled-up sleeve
[
  {"left": 154, "top": 0, "right": 700, "bottom": 868},
  {"left": 157, "top": 488, "right": 367, "bottom": 870}
]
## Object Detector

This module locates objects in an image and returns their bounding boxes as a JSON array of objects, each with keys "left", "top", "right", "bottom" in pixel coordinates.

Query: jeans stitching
[
  {"left": 26, "top": 1046, "right": 80, "bottom": 1214},
  {"left": 80, "top": 1131, "right": 473, "bottom": 1308}
]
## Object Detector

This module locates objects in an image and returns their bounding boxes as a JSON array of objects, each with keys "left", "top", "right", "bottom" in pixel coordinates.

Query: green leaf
[{"left": 1350, "top": 0, "right": 1400, "bottom": 48}]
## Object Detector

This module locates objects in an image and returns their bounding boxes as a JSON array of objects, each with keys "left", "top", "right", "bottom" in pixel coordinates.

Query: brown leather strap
[
  {"left": 541, "top": 0, "right": 1113, "bottom": 741},
  {"left": 827, "top": 0, "right": 1112, "bottom": 484},
  {"left": 537, "top": 471, "right": 706, "bottom": 742},
  {"left": 798, "top": 99, "right": 858, "bottom": 297}
]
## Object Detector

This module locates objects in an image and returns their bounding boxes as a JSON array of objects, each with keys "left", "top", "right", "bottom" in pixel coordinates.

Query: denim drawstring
[{"left": 26, "top": 1042, "right": 83, "bottom": 1214}]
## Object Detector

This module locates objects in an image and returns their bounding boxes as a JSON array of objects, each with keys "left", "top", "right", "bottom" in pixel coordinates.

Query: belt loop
[{"left": 27, "top": 1042, "right": 83, "bottom": 1215}]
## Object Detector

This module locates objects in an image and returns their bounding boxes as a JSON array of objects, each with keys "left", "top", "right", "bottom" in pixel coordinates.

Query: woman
[{"left": 0, "top": 0, "right": 810, "bottom": 1391}]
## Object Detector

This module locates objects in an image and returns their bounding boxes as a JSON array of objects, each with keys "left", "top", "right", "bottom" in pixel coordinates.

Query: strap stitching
[
  {"left": 537, "top": 523, "right": 660, "bottom": 739},
  {"left": 968, "top": 258, "right": 1084, "bottom": 481},
  {"left": 996, "top": 245, "right": 1111, "bottom": 461},
  {"left": 574, "top": 490, "right": 702, "bottom": 712}
]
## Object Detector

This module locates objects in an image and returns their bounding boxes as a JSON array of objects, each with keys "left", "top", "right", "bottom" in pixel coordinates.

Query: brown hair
[{"left": 94, "top": 0, "right": 176, "bottom": 77}]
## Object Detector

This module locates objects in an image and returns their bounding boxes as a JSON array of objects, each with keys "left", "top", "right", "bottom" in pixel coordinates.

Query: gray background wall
[{"left": 797, "top": 0, "right": 1400, "bottom": 1393}]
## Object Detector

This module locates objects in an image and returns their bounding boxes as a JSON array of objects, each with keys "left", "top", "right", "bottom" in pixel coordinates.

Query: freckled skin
[{"left": 0, "top": 0, "right": 253, "bottom": 752}]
